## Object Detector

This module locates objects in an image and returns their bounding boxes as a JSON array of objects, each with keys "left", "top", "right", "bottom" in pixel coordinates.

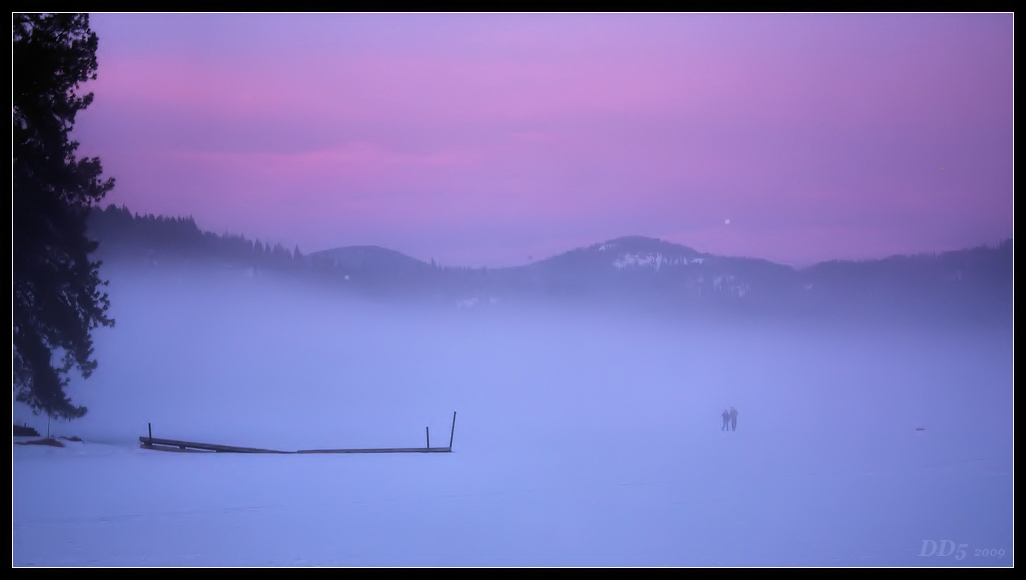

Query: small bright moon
[{"left": 725, "top": 219, "right": 731, "bottom": 225}]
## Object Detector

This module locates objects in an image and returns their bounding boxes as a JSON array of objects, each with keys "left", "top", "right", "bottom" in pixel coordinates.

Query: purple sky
[{"left": 72, "top": 13, "right": 1012, "bottom": 268}]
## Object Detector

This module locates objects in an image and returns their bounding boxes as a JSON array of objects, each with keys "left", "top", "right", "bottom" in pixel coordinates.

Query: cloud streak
[{"left": 73, "top": 13, "right": 1012, "bottom": 267}]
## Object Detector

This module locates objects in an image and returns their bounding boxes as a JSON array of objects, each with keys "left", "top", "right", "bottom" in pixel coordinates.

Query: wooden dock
[
  {"left": 138, "top": 438, "right": 453, "bottom": 454},
  {"left": 139, "top": 436, "right": 292, "bottom": 453},
  {"left": 139, "top": 412, "right": 457, "bottom": 455},
  {"left": 296, "top": 447, "right": 451, "bottom": 454}
]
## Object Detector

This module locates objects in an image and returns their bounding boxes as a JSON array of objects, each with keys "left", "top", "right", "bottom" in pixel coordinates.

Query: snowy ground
[{"left": 13, "top": 265, "right": 1014, "bottom": 566}]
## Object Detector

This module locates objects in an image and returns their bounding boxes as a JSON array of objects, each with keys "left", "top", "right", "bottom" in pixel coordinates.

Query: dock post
[
  {"left": 147, "top": 423, "right": 152, "bottom": 446},
  {"left": 449, "top": 411, "right": 457, "bottom": 449},
  {"left": 426, "top": 426, "right": 430, "bottom": 449}
]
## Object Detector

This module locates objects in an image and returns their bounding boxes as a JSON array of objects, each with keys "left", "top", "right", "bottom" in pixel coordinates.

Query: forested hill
[
  {"left": 86, "top": 204, "right": 481, "bottom": 299},
  {"left": 87, "top": 204, "right": 306, "bottom": 271}
]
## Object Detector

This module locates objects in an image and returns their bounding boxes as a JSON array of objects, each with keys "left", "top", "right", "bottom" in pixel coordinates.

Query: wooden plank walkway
[
  {"left": 139, "top": 442, "right": 215, "bottom": 453},
  {"left": 140, "top": 412, "right": 457, "bottom": 455},
  {"left": 139, "top": 437, "right": 292, "bottom": 453},
  {"left": 296, "top": 447, "right": 451, "bottom": 454},
  {"left": 139, "top": 437, "right": 452, "bottom": 454}
]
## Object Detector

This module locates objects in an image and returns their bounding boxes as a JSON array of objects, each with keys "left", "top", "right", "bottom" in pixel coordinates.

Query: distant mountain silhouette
[
  {"left": 517, "top": 236, "right": 796, "bottom": 305},
  {"left": 87, "top": 205, "right": 1012, "bottom": 324},
  {"left": 308, "top": 245, "right": 432, "bottom": 274}
]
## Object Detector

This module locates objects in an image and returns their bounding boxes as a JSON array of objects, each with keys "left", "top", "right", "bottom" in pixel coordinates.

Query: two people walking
[{"left": 721, "top": 406, "right": 738, "bottom": 431}]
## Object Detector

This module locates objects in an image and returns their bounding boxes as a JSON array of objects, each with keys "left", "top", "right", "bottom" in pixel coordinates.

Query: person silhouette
[
  {"left": 721, "top": 408, "right": 730, "bottom": 431},
  {"left": 729, "top": 407, "right": 738, "bottom": 431}
]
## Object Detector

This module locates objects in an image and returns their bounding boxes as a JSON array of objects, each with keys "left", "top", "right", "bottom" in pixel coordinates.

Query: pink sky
[{"left": 72, "top": 13, "right": 1013, "bottom": 268}]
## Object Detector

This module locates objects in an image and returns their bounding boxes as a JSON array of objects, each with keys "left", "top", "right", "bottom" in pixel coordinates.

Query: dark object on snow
[
  {"left": 14, "top": 424, "right": 40, "bottom": 436},
  {"left": 915, "top": 427, "right": 926, "bottom": 431},
  {"left": 60, "top": 435, "right": 83, "bottom": 442},
  {"left": 15, "top": 438, "right": 64, "bottom": 447}
]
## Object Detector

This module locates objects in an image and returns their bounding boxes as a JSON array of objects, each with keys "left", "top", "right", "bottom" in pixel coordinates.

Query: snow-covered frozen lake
[{"left": 13, "top": 266, "right": 1013, "bottom": 566}]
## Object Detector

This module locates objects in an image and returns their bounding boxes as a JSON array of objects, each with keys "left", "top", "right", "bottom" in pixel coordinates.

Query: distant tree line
[
  {"left": 798, "top": 240, "right": 1013, "bottom": 316},
  {"left": 86, "top": 205, "right": 487, "bottom": 297},
  {"left": 88, "top": 204, "right": 305, "bottom": 273}
]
